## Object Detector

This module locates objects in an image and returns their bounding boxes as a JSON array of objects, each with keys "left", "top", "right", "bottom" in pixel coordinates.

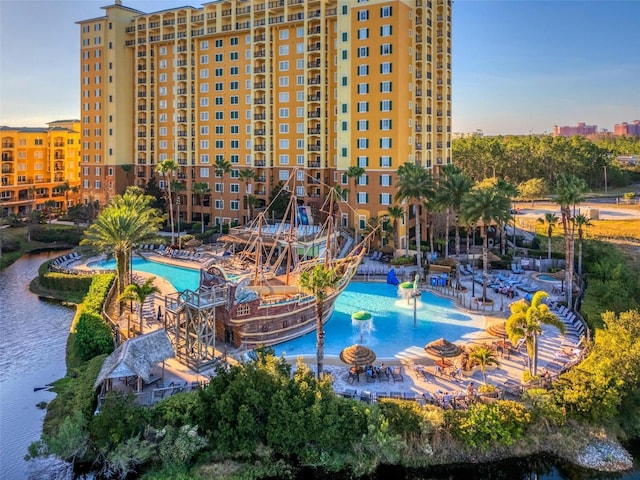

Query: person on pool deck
[{"left": 467, "top": 381, "right": 476, "bottom": 396}]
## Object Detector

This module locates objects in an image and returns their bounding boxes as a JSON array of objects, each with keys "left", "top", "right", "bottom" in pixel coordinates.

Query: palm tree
[
  {"left": 395, "top": 163, "right": 433, "bottom": 270},
  {"left": 299, "top": 265, "right": 341, "bottom": 379},
  {"left": 495, "top": 179, "right": 519, "bottom": 256},
  {"left": 432, "top": 167, "right": 473, "bottom": 257},
  {"left": 386, "top": 205, "right": 405, "bottom": 253},
  {"left": 346, "top": 165, "right": 365, "bottom": 237},
  {"left": 58, "top": 181, "right": 71, "bottom": 214},
  {"left": 192, "top": 181, "right": 211, "bottom": 234},
  {"left": 246, "top": 194, "right": 258, "bottom": 223},
  {"left": 537, "top": 213, "right": 559, "bottom": 261},
  {"left": 81, "top": 191, "right": 163, "bottom": 298},
  {"left": 554, "top": 174, "right": 588, "bottom": 307},
  {"left": 573, "top": 213, "right": 592, "bottom": 276},
  {"left": 172, "top": 180, "right": 186, "bottom": 242},
  {"left": 461, "top": 186, "right": 511, "bottom": 301},
  {"left": 238, "top": 168, "right": 256, "bottom": 225},
  {"left": 156, "top": 159, "right": 179, "bottom": 244},
  {"left": 468, "top": 345, "right": 500, "bottom": 385},
  {"left": 505, "top": 291, "right": 566, "bottom": 377},
  {"left": 118, "top": 277, "right": 160, "bottom": 335},
  {"left": 213, "top": 157, "right": 232, "bottom": 230}
]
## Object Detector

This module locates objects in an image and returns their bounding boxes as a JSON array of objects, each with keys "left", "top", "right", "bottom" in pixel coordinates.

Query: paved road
[{"left": 513, "top": 201, "right": 640, "bottom": 222}]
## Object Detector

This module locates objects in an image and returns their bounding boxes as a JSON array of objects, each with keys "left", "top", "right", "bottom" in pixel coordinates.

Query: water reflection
[{"left": 0, "top": 252, "right": 75, "bottom": 479}]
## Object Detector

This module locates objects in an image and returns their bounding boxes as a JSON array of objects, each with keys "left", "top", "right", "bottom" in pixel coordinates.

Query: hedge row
[
  {"left": 40, "top": 271, "right": 94, "bottom": 292},
  {"left": 73, "top": 274, "right": 116, "bottom": 362}
]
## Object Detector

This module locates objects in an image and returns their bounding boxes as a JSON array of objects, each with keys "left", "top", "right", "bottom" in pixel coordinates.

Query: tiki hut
[{"left": 94, "top": 329, "right": 175, "bottom": 392}]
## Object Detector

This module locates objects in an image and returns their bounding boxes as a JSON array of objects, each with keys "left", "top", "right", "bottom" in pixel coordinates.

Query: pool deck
[{"left": 77, "top": 251, "right": 580, "bottom": 404}]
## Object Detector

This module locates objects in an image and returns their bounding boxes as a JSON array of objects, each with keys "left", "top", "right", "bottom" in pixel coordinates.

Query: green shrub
[
  {"left": 40, "top": 271, "right": 94, "bottom": 292},
  {"left": 448, "top": 400, "right": 531, "bottom": 450},
  {"left": 72, "top": 274, "right": 115, "bottom": 361},
  {"left": 390, "top": 255, "right": 415, "bottom": 266},
  {"left": 91, "top": 392, "right": 151, "bottom": 449},
  {"left": 75, "top": 312, "right": 114, "bottom": 361},
  {"left": 30, "top": 225, "right": 84, "bottom": 244}
]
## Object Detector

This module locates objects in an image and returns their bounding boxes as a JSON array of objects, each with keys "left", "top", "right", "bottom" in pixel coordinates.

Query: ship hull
[{"left": 215, "top": 271, "right": 352, "bottom": 349}]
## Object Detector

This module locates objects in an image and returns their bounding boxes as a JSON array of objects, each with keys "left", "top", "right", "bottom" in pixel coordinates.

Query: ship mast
[
  {"left": 285, "top": 193, "right": 296, "bottom": 285},
  {"left": 253, "top": 214, "right": 263, "bottom": 286},
  {"left": 324, "top": 190, "right": 334, "bottom": 268}
]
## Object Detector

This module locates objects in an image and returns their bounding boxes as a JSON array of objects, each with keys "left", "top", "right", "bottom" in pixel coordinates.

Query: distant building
[
  {"left": 1, "top": 120, "right": 81, "bottom": 217},
  {"left": 552, "top": 123, "right": 598, "bottom": 137},
  {"left": 614, "top": 121, "right": 640, "bottom": 137},
  {"left": 452, "top": 130, "right": 483, "bottom": 139},
  {"left": 617, "top": 155, "right": 638, "bottom": 167}
]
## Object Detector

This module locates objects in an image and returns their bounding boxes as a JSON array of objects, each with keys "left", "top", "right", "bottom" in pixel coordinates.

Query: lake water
[
  {"left": 1, "top": 254, "right": 638, "bottom": 480},
  {"left": 0, "top": 252, "right": 75, "bottom": 480}
]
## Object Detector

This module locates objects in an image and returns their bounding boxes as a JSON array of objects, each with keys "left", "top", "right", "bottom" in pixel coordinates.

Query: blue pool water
[
  {"left": 274, "top": 282, "right": 483, "bottom": 359},
  {"left": 88, "top": 257, "right": 200, "bottom": 292},
  {"left": 91, "top": 257, "right": 484, "bottom": 358},
  {"left": 536, "top": 274, "right": 561, "bottom": 282}
]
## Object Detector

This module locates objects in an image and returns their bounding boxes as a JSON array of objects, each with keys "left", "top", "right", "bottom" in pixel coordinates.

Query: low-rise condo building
[{"left": 0, "top": 120, "right": 81, "bottom": 218}]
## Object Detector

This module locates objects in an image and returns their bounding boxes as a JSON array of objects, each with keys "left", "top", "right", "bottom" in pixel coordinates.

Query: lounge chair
[
  {"left": 391, "top": 366, "right": 404, "bottom": 382},
  {"left": 359, "top": 390, "right": 372, "bottom": 403}
]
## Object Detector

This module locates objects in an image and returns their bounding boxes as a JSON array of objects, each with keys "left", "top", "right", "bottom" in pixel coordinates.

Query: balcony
[{"left": 254, "top": 160, "right": 266, "bottom": 167}]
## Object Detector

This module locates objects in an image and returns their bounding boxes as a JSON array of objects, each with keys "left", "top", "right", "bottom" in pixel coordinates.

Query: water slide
[{"left": 387, "top": 267, "right": 399, "bottom": 285}]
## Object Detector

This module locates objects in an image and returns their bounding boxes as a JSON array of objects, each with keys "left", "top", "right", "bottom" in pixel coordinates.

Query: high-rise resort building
[
  {"left": 552, "top": 123, "right": 598, "bottom": 138},
  {"left": 614, "top": 121, "right": 640, "bottom": 137},
  {"left": 0, "top": 120, "right": 81, "bottom": 218},
  {"left": 78, "top": 0, "right": 452, "bottom": 246}
]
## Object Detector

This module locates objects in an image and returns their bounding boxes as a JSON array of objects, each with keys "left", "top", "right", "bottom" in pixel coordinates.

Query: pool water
[
  {"left": 92, "top": 257, "right": 484, "bottom": 358},
  {"left": 88, "top": 257, "right": 200, "bottom": 292},
  {"left": 536, "top": 274, "right": 561, "bottom": 282},
  {"left": 274, "top": 282, "right": 483, "bottom": 359}
]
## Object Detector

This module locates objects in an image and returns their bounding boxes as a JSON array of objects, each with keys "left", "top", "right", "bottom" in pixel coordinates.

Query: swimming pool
[
  {"left": 88, "top": 257, "right": 200, "bottom": 292},
  {"left": 91, "top": 257, "right": 484, "bottom": 359},
  {"left": 534, "top": 273, "right": 562, "bottom": 283},
  {"left": 274, "top": 282, "right": 483, "bottom": 359}
]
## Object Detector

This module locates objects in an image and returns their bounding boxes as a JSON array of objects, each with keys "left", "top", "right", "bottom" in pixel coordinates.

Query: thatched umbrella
[
  {"left": 424, "top": 338, "right": 463, "bottom": 360},
  {"left": 486, "top": 320, "right": 508, "bottom": 339},
  {"left": 184, "top": 237, "right": 202, "bottom": 248},
  {"left": 340, "top": 344, "right": 376, "bottom": 368}
]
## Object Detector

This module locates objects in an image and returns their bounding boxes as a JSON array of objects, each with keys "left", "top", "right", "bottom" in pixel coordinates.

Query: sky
[{"left": 0, "top": 0, "right": 639, "bottom": 135}]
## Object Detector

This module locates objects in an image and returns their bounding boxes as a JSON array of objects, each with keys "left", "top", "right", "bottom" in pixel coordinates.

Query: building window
[
  {"left": 380, "top": 174, "right": 391, "bottom": 186},
  {"left": 357, "top": 46, "right": 369, "bottom": 57},
  {"left": 380, "top": 119, "right": 392, "bottom": 130},
  {"left": 380, "top": 193, "right": 391, "bottom": 205},
  {"left": 357, "top": 28, "right": 369, "bottom": 39},
  {"left": 380, "top": 81, "right": 392, "bottom": 93},
  {"left": 381, "top": 25, "right": 392, "bottom": 37},
  {"left": 380, "top": 6, "right": 392, "bottom": 17},
  {"left": 357, "top": 83, "right": 369, "bottom": 94},
  {"left": 357, "top": 64, "right": 369, "bottom": 76},
  {"left": 380, "top": 62, "right": 392, "bottom": 74},
  {"left": 357, "top": 120, "right": 369, "bottom": 131},
  {"left": 357, "top": 10, "right": 369, "bottom": 21},
  {"left": 357, "top": 138, "right": 369, "bottom": 149},
  {"left": 357, "top": 193, "right": 368, "bottom": 205},
  {"left": 357, "top": 156, "right": 368, "bottom": 167},
  {"left": 380, "top": 138, "right": 392, "bottom": 149},
  {"left": 380, "top": 44, "right": 392, "bottom": 55}
]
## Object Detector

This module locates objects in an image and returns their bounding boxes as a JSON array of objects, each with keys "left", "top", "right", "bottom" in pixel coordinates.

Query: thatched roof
[
  {"left": 424, "top": 338, "right": 463, "bottom": 359},
  {"left": 93, "top": 329, "right": 175, "bottom": 389},
  {"left": 340, "top": 344, "right": 376, "bottom": 367}
]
